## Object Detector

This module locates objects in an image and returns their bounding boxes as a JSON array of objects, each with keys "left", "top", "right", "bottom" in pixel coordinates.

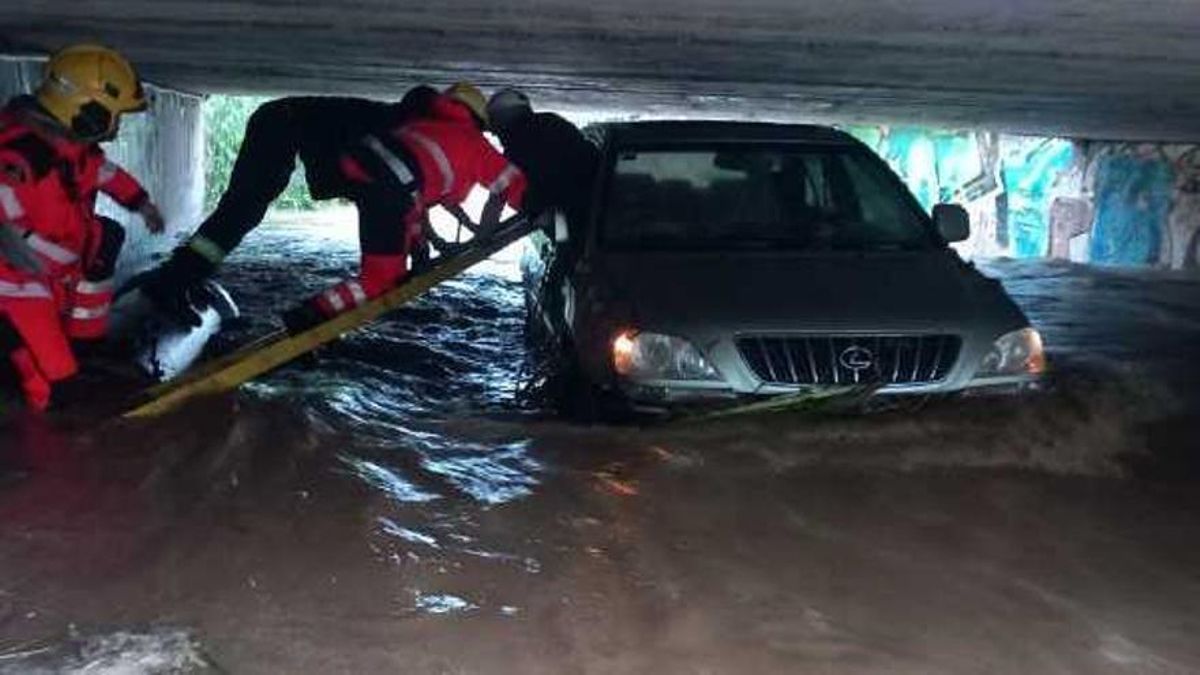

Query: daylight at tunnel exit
[{"left": 0, "top": 2, "right": 1199, "bottom": 673}]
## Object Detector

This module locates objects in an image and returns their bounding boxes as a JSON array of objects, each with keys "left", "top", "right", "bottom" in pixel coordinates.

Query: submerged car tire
[
  {"left": 556, "top": 356, "right": 636, "bottom": 423},
  {"left": 523, "top": 302, "right": 548, "bottom": 349}
]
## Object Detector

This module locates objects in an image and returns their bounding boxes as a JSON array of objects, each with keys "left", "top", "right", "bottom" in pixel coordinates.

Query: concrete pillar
[
  {"left": 99, "top": 88, "right": 205, "bottom": 281},
  {"left": 0, "top": 55, "right": 204, "bottom": 283}
]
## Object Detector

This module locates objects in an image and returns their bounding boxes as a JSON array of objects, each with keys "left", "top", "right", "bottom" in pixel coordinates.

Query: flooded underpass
[{"left": 3, "top": 213, "right": 1200, "bottom": 674}]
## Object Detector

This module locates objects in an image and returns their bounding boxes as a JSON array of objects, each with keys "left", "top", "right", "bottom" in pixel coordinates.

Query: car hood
[{"left": 600, "top": 249, "right": 1026, "bottom": 335}]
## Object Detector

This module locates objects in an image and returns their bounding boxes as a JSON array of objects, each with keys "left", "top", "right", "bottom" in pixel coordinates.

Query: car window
[{"left": 603, "top": 145, "right": 935, "bottom": 251}]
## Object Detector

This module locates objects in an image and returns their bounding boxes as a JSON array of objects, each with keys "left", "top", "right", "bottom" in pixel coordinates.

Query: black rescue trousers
[
  {"left": 192, "top": 92, "right": 435, "bottom": 256},
  {"left": 354, "top": 185, "right": 412, "bottom": 258},
  {"left": 193, "top": 99, "right": 306, "bottom": 255}
]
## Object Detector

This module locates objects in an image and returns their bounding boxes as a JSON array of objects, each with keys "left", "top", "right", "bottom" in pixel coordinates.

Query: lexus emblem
[{"left": 839, "top": 346, "right": 875, "bottom": 372}]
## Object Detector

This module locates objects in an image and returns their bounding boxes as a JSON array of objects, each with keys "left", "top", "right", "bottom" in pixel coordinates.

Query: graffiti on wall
[
  {"left": 1166, "top": 147, "right": 1200, "bottom": 270},
  {"left": 1000, "top": 138, "right": 1075, "bottom": 258},
  {"left": 847, "top": 126, "right": 1200, "bottom": 270},
  {"left": 1089, "top": 150, "right": 1173, "bottom": 265}
]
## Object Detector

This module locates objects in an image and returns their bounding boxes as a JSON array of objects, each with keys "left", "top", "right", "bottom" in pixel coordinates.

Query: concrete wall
[
  {"left": 0, "top": 56, "right": 204, "bottom": 282},
  {"left": 849, "top": 126, "right": 1200, "bottom": 269}
]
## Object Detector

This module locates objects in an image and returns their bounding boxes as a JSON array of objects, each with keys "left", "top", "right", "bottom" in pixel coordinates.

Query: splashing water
[{"left": 3, "top": 214, "right": 1200, "bottom": 673}]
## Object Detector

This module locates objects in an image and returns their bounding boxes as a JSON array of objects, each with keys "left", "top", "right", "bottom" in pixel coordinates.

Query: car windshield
[{"left": 602, "top": 144, "right": 936, "bottom": 251}]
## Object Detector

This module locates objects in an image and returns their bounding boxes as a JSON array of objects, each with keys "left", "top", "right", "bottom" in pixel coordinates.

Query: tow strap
[{"left": 680, "top": 384, "right": 878, "bottom": 422}]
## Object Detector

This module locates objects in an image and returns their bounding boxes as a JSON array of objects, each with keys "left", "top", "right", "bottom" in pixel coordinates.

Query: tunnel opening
[{"left": 2, "top": 88, "right": 1179, "bottom": 471}]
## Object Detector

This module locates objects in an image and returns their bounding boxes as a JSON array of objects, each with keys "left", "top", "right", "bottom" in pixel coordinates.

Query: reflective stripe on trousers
[
  {"left": 316, "top": 279, "right": 369, "bottom": 318},
  {"left": 65, "top": 276, "right": 114, "bottom": 339}
]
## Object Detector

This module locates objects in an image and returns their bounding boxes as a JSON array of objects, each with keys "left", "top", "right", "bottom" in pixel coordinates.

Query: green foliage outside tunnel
[{"left": 203, "top": 95, "right": 317, "bottom": 211}]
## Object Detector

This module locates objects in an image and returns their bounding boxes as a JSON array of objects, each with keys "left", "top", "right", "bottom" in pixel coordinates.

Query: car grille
[{"left": 736, "top": 334, "right": 962, "bottom": 386}]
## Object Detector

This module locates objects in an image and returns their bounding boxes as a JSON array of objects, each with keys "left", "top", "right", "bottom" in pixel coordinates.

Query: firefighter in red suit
[
  {"left": 142, "top": 83, "right": 526, "bottom": 333},
  {"left": 0, "top": 44, "right": 164, "bottom": 411},
  {"left": 295, "top": 82, "right": 527, "bottom": 328}
]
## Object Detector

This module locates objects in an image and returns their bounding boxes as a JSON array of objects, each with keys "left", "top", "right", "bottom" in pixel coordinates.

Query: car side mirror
[{"left": 933, "top": 203, "right": 970, "bottom": 243}]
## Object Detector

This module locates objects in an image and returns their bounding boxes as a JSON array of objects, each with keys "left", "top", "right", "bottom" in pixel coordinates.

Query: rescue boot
[
  {"left": 278, "top": 301, "right": 325, "bottom": 367},
  {"left": 281, "top": 300, "right": 326, "bottom": 336}
]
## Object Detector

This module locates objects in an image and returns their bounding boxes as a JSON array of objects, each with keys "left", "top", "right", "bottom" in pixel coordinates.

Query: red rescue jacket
[
  {"left": 341, "top": 95, "right": 527, "bottom": 214},
  {"left": 0, "top": 98, "right": 147, "bottom": 278},
  {"left": 0, "top": 102, "right": 88, "bottom": 283},
  {"left": 397, "top": 95, "right": 527, "bottom": 211}
]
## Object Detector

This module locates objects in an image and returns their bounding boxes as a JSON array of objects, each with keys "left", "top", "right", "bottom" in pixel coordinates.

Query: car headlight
[
  {"left": 976, "top": 328, "right": 1046, "bottom": 377},
  {"left": 612, "top": 330, "right": 722, "bottom": 381}
]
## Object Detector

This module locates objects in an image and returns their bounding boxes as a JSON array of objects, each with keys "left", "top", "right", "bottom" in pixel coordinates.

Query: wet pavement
[{"left": 2, "top": 212, "right": 1200, "bottom": 674}]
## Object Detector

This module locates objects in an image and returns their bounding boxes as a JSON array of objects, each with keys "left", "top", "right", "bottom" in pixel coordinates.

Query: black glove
[
  {"left": 139, "top": 246, "right": 218, "bottom": 328},
  {"left": 431, "top": 239, "right": 468, "bottom": 259},
  {"left": 280, "top": 300, "right": 326, "bottom": 335},
  {"left": 410, "top": 240, "right": 433, "bottom": 274},
  {"left": 140, "top": 274, "right": 204, "bottom": 328}
]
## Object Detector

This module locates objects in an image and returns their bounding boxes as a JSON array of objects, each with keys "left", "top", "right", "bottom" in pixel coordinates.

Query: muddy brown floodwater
[{"left": 2, "top": 214, "right": 1200, "bottom": 674}]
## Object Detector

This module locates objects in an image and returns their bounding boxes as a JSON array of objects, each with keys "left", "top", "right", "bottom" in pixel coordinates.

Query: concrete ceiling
[{"left": 3, "top": 0, "right": 1200, "bottom": 141}]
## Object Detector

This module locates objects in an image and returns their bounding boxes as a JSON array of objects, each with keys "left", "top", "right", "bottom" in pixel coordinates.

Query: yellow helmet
[
  {"left": 444, "top": 82, "right": 489, "bottom": 126},
  {"left": 36, "top": 44, "right": 147, "bottom": 140}
]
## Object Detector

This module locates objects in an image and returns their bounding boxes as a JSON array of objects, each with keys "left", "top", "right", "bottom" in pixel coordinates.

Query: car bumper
[{"left": 615, "top": 372, "right": 1043, "bottom": 408}]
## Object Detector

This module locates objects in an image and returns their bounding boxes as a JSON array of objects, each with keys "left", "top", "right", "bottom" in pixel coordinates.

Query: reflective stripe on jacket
[{"left": 394, "top": 95, "right": 527, "bottom": 210}]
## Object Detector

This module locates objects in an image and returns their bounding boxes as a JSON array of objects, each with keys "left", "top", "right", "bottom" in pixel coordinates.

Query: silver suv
[{"left": 521, "top": 121, "right": 1044, "bottom": 409}]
